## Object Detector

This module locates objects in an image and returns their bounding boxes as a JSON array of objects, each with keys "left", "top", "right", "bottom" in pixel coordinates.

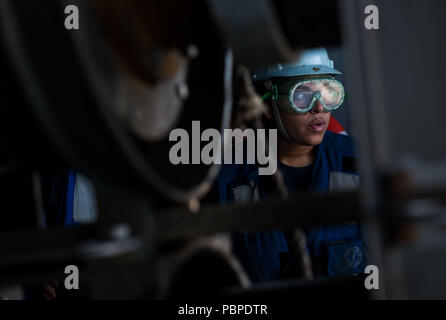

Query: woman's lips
[{"left": 307, "top": 119, "right": 326, "bottom": 133}]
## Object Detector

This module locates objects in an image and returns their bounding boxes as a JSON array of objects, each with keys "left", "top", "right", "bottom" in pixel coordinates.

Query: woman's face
[{"left": 265, "top": 75, "right": 334, "bottom": 146}]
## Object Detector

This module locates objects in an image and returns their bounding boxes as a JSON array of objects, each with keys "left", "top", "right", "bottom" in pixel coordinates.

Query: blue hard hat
[{"left": 252, "top": 47, "right": 341, "bottom": 82}]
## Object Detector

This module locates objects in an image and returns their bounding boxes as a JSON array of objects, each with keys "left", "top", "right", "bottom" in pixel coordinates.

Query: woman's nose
[{"left": 310, "top": 99, "right": 325, "bottom": 113}]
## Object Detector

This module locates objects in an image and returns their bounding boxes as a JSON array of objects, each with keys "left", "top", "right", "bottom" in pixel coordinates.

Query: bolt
[
  {"left": 176, "top": 82, "right": 189, "bottom": 100},
  {"left": 110, "top": 223, "right": 132, "bottom": 240},
  {"left": 186, "top": 44, "right": 199, "bottom": 59}
]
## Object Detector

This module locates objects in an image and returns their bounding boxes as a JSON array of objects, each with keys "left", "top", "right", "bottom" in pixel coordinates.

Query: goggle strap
[
  {"left": 272, "top": 85, "right": 278, "bottom": 101},
  {"left": 261, "top": 85, "right": 279, "bottom": 101},
  {"left": 261, "top": 92, "right": 272, "bottom": 101}
]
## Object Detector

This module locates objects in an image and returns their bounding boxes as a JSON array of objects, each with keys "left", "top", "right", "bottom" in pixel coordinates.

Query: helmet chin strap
[{"left": 271, "top": 100, "right": 297, "bottom": 143}]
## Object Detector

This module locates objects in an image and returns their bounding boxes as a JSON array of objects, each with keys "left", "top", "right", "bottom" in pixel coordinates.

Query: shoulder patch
[{"left": 329, "top": 172, "right": 360, "bottom": 192}]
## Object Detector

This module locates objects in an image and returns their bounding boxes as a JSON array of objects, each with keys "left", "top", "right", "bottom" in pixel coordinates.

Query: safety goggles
[{"left": 262, "top": 78, "right": 345, "bottom": 114}]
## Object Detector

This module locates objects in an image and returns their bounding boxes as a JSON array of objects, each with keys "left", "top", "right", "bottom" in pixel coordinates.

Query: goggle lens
[{"left": 289, "top": 79, "right": 344, "bottom": 113}]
